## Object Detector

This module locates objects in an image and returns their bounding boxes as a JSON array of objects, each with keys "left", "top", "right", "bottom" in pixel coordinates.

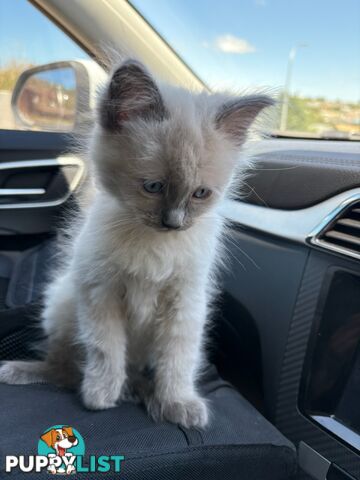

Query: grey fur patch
[
  {"left": 216, "top": 95, "right": 275, "bottom": 144},
  {"left": 99, "top": 59, "right": 167, "bottom": 131}
]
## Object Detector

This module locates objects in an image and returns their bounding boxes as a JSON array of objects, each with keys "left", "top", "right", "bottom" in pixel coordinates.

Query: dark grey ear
[
  {"left": 99, "top": 60, "right": 167, "bottom": 130},
  {"left": 215, "top": 95, "right": 275, "bottom": 144}
]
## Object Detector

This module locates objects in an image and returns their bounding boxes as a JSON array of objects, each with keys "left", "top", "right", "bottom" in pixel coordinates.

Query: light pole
[{"left": 279, "top": 44, "right": 307, "bottom": 131}]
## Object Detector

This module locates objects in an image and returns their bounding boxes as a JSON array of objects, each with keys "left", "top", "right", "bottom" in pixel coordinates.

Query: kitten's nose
[{"left": 161, "top": 209, "right": 184, "bottom": 230}]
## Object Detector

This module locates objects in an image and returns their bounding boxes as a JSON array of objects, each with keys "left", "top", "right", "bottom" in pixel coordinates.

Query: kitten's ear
[
  {"left": 215, "top": 95, "right": 275, "bottom": 144},
  {"left": 99, "top": 59, "right": 167, "bottom": 130}
]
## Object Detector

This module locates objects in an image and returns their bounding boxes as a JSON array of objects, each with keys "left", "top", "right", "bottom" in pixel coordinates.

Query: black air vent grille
[{"left": 316, "top": 201, "right": 360, "bottom": 259}]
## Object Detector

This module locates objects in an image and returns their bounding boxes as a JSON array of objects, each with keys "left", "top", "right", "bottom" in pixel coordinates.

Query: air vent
[{"left": 313, "top": 201, "right": 360, "bottom": 260}]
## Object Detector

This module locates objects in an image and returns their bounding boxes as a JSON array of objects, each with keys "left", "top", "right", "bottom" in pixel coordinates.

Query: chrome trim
[
  {"left": 312, "top": 238, "right": 360, "bottom": 261},
  {"left": 308, "top": 193, "right": 360, "bottom": 260},
  {"left": 312, "top": 415, "right": 360, "bottom": 451},
  {"left": 306, "top": 193, "right": 360, "bottom": 239},
  {"left": 221, "top": 189, "right": 360, "bottom": 260},
  {"left": 0, "top": 188, "right": 45, "bottom": 195},
  {"left": 0, "top": 156, "right": 85, "bottom": 209}
]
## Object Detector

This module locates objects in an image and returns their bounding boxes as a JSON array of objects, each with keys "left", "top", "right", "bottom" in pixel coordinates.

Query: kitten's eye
[
  {"left": 193, "top": 187, "right": 211, "bottom": 199},
  {"left": 143, "top": 180, "right": 163, "bottom": 194}
]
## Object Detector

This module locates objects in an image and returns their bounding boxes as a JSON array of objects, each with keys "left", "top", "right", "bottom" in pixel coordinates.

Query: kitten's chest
[
  {"left": 122, "top": 274, "right": 161, "bottom": 329},
  {"left": 114, "top": 238, "right": 182, "bottom": 283}
]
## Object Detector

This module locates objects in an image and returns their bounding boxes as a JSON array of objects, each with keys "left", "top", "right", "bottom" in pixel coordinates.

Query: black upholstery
[{"left": 0, "top": 367, "right": 296, "bottom": 479}]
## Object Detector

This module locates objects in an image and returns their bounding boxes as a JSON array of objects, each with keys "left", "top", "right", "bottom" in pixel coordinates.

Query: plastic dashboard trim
[{"left": 222, "top": 188, "right": 360, "bottom": 261}]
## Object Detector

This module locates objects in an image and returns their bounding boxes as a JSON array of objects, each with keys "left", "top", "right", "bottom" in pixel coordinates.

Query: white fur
[{"left": 0, "top": 60, "right": 273, "bottom": 428}]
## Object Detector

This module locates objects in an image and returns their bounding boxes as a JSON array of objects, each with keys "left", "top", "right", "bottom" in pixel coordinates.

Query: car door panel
[{"left": 0, "top": 129, "right": 84, "bottom": 353}]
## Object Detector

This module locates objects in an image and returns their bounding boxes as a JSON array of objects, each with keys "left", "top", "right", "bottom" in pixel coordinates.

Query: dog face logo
[
  {"left": 38, "top": 425, "right": 84, "bottom": 475},
  {"left": 41, "top": 427, "right": 78, "bottom": 458}
]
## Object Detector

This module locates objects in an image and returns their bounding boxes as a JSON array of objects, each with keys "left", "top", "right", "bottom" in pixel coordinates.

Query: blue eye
[
  {"left": 193, "top": 187, "right": 211, "bottom": 199},
  {"left": 143, "top": 180, "right": 163, "bottom": 194}
]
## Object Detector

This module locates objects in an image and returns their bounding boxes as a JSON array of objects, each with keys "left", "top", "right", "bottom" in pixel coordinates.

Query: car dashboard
[{"left": 221, "top": 138, "right": 360, "bottom": 479}]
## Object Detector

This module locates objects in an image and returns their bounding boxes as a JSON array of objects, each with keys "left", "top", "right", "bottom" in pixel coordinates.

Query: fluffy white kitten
[{"left": 0, "top": 60, "right": 273, "bottom": 428}]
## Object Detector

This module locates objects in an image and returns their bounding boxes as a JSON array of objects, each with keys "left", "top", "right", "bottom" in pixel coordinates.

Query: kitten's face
[
  {"left": 96, "top": 119, "right": 235, "bottom": 231},
  {"left": 94, "top": 60, "right": 273, "bottom": 232}
]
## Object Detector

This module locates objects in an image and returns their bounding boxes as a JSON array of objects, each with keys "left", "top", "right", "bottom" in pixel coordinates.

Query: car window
[
  {"left": 0, "top": 0, "right": 94, "bottom": 132},
  {"left": 130, "top": 0, "right": 360, "bottom": 140}
]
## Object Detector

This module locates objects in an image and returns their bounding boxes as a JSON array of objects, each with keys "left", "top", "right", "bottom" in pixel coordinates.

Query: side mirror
[{"left": 11, "top": 61, "right": 92, "bottom": 132}]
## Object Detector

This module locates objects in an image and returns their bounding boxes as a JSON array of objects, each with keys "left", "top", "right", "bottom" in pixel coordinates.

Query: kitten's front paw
[
  {"left": 147, "top": 394, "right": 209, "bottom": 429},
  {"left": 81, "top": 385, "right": 118, "bottom": 410}
]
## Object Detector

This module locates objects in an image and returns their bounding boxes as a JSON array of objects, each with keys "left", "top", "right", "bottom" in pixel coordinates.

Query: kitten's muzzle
[{"left": 161, "top": 208, "right": 185, "bottom": 230}]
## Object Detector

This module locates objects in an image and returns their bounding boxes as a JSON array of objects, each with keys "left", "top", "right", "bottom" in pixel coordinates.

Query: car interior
[{"left": 0, "top": 1, "right": 359, "bottom": 479}]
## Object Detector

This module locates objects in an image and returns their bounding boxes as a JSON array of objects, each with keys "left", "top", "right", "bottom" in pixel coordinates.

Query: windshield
[{"left": 130, "top": 0, "right": 360, "bottom": 140}]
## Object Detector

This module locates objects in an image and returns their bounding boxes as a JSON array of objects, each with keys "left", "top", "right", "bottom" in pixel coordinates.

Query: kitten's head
[{"left": 93, "top": 60, "right": 273, "bottom": 231}]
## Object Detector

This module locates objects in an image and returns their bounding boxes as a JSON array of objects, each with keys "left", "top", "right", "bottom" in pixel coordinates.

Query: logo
[
  {"left": 5, "top": 425, "right": 125, "bottom": 475},
  {"left": 38, "top": 425, "right": 85, "bottom": 474}
]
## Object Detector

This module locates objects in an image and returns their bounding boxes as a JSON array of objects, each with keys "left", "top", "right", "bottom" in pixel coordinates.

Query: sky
[
  {"left": 1, "top": 0, "right": 359, "bottom": 103},
  {"left": 0, "top": 0, "right": 89, "bottom": 65}
]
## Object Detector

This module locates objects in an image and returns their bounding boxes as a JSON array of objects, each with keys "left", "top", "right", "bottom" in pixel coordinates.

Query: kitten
[{"left": 0, "top": 60, "right": 273, "bottom": 428}]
